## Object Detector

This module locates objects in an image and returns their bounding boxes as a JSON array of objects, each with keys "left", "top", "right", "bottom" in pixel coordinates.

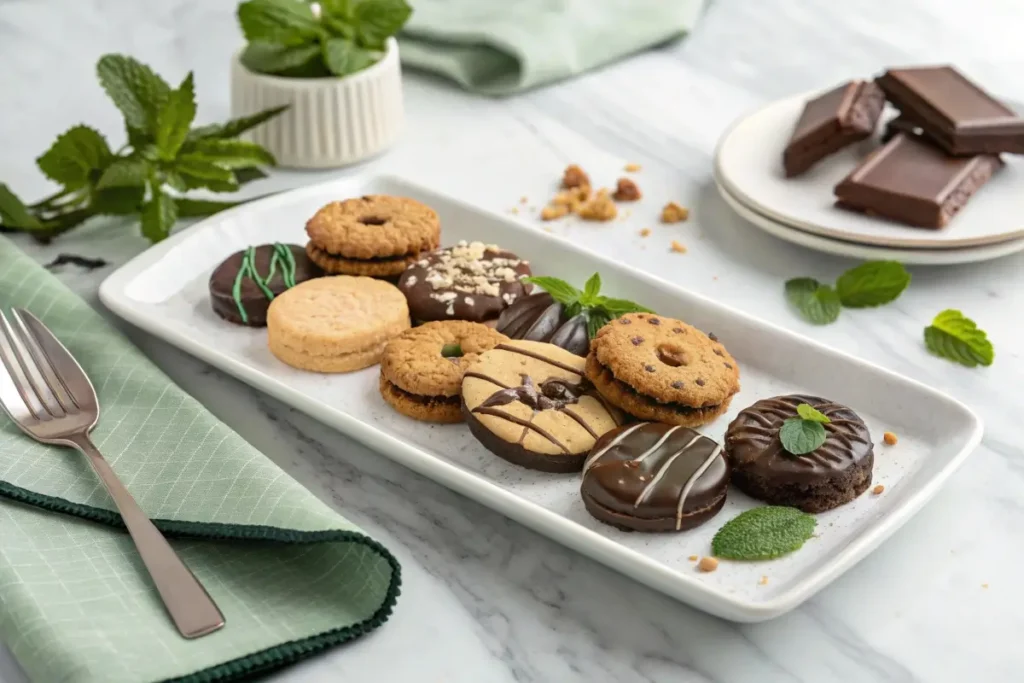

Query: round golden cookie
[
  {"left": 305, "top": 195, "right": 441, "bottom": 260},
  {"left": 379, "top": 321, "right": 509, "bottom": 423},
  {"left": 267, "top": 276, "right": 410, "bottom": 373},
  {"left": 586, "top": 312, "right": 740, "bottom": 427},
  {"left": 306, "top": 242, "right": 415, "bottom": 278},
  {"left": 462, "top": 340, "right": 625, "bottom": 472}
]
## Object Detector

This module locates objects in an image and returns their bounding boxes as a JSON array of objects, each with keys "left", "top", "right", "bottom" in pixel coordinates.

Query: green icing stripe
[{"left": 230, "top": 244, "right": 299, "bottom": 324}]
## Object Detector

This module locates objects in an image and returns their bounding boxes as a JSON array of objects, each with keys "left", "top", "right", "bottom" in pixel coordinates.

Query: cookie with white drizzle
[
  {"left": 461, "top": 340, "right": 625, "bottom": 472},
  {"left": 581, "top": 422, "right": 729, "bottom": 532}
]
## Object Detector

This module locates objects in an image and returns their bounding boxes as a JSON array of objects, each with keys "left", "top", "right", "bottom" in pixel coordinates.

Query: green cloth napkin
[
  {"left": 0, "top": 237, "right": 401, "bottom": 683},
  {"left": 399, "top": 0, "right": 707, "bottom": 95}
]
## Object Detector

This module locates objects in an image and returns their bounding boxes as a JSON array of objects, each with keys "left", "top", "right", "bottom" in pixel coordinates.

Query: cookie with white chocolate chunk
[{"left": 397, "top": 241, "right": 533, "bottom": 324}]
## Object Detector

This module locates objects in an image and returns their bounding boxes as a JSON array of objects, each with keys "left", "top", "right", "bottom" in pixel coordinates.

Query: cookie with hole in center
[
  {"left": 379, "top": 321, "right": 509, "bottom": 423},
  {"left": 305, "top": 195, "right": 441, "bottom": 278},
  {"left": 585, "top": 312, "right": 740, "bottom": 427}
]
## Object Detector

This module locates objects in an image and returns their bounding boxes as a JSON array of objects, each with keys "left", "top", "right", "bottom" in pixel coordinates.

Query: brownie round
[{"left": 724, "top": 394, "right": 873, "bottom": 513}]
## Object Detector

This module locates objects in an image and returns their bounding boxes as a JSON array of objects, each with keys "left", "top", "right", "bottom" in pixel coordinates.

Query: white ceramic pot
[{"left": 230, "top": 38, "right": 404, "bottom": 169}]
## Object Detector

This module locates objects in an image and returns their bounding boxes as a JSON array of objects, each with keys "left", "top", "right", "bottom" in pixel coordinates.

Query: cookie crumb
[
  {"left": 883, "top": 431, "right": 898, "bottom": 445},
  {"left": 661, "top": 202, "right": 690, "bottom": 223},
  {"left": 551, "top": 185, "right": 591, "bottom": 212},
  {"left": 982, "top": 583, "right": 989, "bottom": 589},
  {"left": 613, "top": 177, "right": 642, "bottom": 201},
  {"left": 872, "top": 484, "right": 885, "bottom": 495},
  {"left": 639, "top": 228, "right": 651, "bottom": 237},
  {"left": 578, "top": 189, "right": 618, "bottom": 221},
  {"left": 508, "top": 207, "right": 519, "bottom": 215},
  {"left": 670, "top": 240, "right": 687, "bottom": 254},
  {"left": 541, "top": 204, "right": 569, "bottom": 221},
  {"left": 520, "top": 196, "right": 528, "bottom": 204},
  {"left": 688, "top": 555, "right": 698, "bottom": 562},
  {"left": 542, "top": 227, "right": 554, "bottom": 233},
  {"left": 758, "top": 576, "right": 769, "bottom": 586},
  {"left": 562, "top": 164, "right": 590, "bottom": 189},
  {"left": 624, "top": 163, "right": 642, "bottom": 172},
  {"left": 697, "top": 557, "right": 719, "bottom": 573}
]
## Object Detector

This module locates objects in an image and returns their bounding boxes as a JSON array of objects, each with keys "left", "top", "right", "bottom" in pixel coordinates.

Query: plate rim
[{"left": 98, "top": 172, "right": 985, "bottom": 622}]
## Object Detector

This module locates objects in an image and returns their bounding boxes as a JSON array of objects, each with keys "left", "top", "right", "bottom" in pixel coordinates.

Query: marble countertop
[{"left": 2, "top": 0, "right": 1023, "bottom": 681}]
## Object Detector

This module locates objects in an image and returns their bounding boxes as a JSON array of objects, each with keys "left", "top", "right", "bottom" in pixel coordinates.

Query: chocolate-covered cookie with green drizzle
[{"left": 209, "top": 243, "right": 323, "bottom": 326}]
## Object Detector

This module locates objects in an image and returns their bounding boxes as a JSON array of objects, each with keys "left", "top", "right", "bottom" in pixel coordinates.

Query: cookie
[
  {"left": 209, "top": 243, "right": 323, "bottom": 326},
  {"left": 724, "top": 394, "right": 873, "bottom": 513},
  {"left": 397, "top": 241, "right": 532, "bottom": 324},
  {"left": 305, "top": 195, "right": 440, "bottom": 278},
  {"left": 585, "top": 313, "right": 740, "bottom": 427},
  {"left": 581, "top": 423, "right": 729, "bottom": 532},
  {"left": 379, "top": 321, "right": 508, "bottom": 423},
  {"left": 267, "top": 276, "right": 410, "bottom": 373},
  {"left": 496, "top": 292, "right": 589, "bottom": 356},
  {"left": 462, "top": 340, "right": 624, "bottom": 472}
]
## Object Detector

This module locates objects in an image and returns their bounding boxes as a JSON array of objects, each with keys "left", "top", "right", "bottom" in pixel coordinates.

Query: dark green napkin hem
[{"left": 0, "top": 480, "right": 402, "bottom": 683}]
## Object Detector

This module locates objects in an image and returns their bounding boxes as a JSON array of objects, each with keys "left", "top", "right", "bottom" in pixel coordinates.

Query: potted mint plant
[{"left": 232, "top": 0, "right": 411, "bottom": 169}]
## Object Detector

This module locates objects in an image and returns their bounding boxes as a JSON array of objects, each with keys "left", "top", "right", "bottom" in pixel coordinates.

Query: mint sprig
[
  {"left": 238, "top": 0, "right": 412, "bottom": 78},
  {"left": 711, "top": 506, "right": 817, "bottom": 561},
  {"left": 522, "top": 273, "right": 653, "bottom": 339},
  {"left": 779, "top": 402, "right": 830, "bottom": 455},
  {"left": 924, "top": 309, "right": 994, "bottom": 367},
  {"left": 784, "top": 278, "right": 840, "bottom": 325},
  {"left": 0, "top": 54, "right": 285, "bottom": 243},
  {"left": 785, "top": 261, "right": 910, "bottom": 325}
]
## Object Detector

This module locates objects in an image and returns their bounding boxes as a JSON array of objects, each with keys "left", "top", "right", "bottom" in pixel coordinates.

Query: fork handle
[{"left": 71, "top": 435, "right": 225, "bottom": 638}]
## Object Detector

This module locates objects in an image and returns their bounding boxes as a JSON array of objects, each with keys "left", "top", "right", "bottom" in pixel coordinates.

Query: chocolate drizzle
[{"left": 494, "top": 343, "right": 583, "bottom": 375}]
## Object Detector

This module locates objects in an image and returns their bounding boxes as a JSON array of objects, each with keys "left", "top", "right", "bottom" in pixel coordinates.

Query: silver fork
[{"left": 0, "top": 307, "right": 225, "bottom": 639}]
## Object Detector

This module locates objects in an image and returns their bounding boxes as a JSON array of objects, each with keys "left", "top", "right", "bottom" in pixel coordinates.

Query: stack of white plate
[{"left": 714, "top": 92, "right": 1024, "bottom": 265}]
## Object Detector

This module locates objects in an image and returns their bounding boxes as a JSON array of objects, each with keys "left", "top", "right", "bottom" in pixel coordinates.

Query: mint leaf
[
  {"left": 237, "top": 0, "right": 322, "bottom": 45},
  {"left": 322, "top": 14, "right": 356, "bottom": 40},
  {"left": 96, "top": 157, "right": 150, "bottom": 189},
  {"left": 711, "top": 506, "right": 817, "bottom": 561},
  {"left": 188, "top": 139, "right": 276, "bottom": 168},
  {"left": 175, "top": 197, "right": 244, "bottom": 218},
  {"left": 595, "top": 297, "right": 654, "bottom": 315},
  {"left": 587, "top": 309, "right": 612, "bottom": 339},
  {"left": 155, "top": 73, "right": 197, "bottom": 159},
  {"left": 35, "top": 125, "right": 113, "bottom": 190},
  {"left": 924, "top": 309, "right": 994, "bottom": 368},
  {"left": 440, "top": 343, "right": 463, "bottom": 358},
  {"left": 0, "top": 184, "right": 44, "bottom": 230},
  {"left": 785, "top": 277, "right": 841, "bottom": 325},
  {"left": 187, "top": 106, "right": 288, "bottom": 141},
  {"left": 353, "top": 0, "right": 412, "bottom": 48},
  {"left": 836, "top": 261, "right": 910, "bottom": 308},
  {"left": 234, "top": 166, "right": 269, "bottom": 184},
  {"left": 140, "top": 188, "right": 178, "bottom": 242},
  {"left": 582, "top": 272, "right": 601, "bottom": 301},
  {"left": 522, "top": 276, "right": 581, "bottom": 307},
  {"left": 91, "top": 186, "right": 145, "bottom": 216},
  {"left": 322, "top": 38, "right": 378, "bottom": 76},
  {"left": 320, "top": 0, "right": 353, "bottom": 16},
  {"left": 96, "top": 54, "right": 171, "bottom": 134},
  {"left": 241, "top": 42, "right": 323, "bottom": 76},
  {"left": 796, "top": 403, "right": 830, "bottom": 423},
  {"left": 175, "top": 157, "right": 239, "bottom": 193},
  {"left": 779, "top": 418, "right": 827, "bottom": 455}
]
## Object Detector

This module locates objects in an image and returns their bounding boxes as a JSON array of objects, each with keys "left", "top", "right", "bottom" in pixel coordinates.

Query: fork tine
[
  {"left": 10, "top": 309, "right": 77, "bottom": 414},
  {"left": 0, "top": 311, "right": 64, "bottom": 418},
  {"left": 14, "top": 308, "right": 97, "bottom": 414},
  {"left": 0, "top": 311, "right": 50, "bottom": 420}
]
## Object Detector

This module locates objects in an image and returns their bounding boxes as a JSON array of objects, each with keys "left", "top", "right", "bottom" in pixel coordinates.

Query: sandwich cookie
[{"left": 209, "top": 243, "right": 322, "bottom": 326}]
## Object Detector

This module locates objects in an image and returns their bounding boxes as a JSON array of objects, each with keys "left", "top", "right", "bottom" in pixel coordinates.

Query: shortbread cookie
[
  {"left": 209, "top": 243, "right": 322, "bottom": 326},
  {"left": 397, "top": 241, "right": 532, "bottom": 324},
  {"left": 462, "top": 340, "right": 625, "bottom": 472},
  {"left": 305, "top": 195, "right": 440, "bottom": 278},
  {"left": 379, "top": 321, "right": 508, "bottom": 423},
  {"left": 267, "top": 276, "right": 410, "bottom": 372},
  {"left": 586, "top": 313, "right": 740, "bottom": 427}
]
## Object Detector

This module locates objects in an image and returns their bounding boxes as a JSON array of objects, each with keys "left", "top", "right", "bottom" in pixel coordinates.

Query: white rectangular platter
[{"left": 99, "top": 174, "right": 983, "bottom": 622}]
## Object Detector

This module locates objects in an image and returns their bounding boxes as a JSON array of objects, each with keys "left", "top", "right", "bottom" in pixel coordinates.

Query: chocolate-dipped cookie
[
  {"left": 210, "top": 243, "right": 323, "bottom": 326},
  {"left": 461, "top": 340, "right": 624, "bottom": 472},
  {"left": 724, "top": 394, "right": 873, "bottom": 513},
  {"left": 496, "top": 292, "right": 589, "bottom": 356},
  {"left": 397, "top": 241, "right": 532, "bottom": 324},
  {"left": 582, "top": 423, "right": 728, "bottom": 532}
]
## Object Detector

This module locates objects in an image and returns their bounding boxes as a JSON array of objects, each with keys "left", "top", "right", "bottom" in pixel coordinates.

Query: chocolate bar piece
[
  {"left": 876, "top": 66, "right": 1024, "bottom": 155},
  {"left": 881, "top": 115, "right": 923, "bottom": 143},
  {"left": 833, "top": 133, "right": 1002, "bottom": 228},
  {"left": 783, "top": 80, "right": 885, "bottom": 177}
]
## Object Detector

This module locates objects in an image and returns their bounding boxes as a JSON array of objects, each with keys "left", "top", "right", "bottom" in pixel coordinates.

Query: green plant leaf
[
  {"left": 96, "top": 54, "right": 171, "bottom": 134},
  {"left": 186, "top": 106, "right": 289, "bottom": 141},
  {"left": 237, "top": 0, "right": 322, "bottom": 45},
  {"left": 784, "top": 277, "right": 841, "bottom": 325},
  {"left": 796, "top": 403, "right": 830, "bottom": 423},
  {"left": 779, "top": 418, "right": 827, "bottom": 455},
  {"left": 322, "top": 14, "right": 356, "bottom": 39},
  {"left": 353, "top": 0, "right": 411, "bottom": 47},
  {"left": 923, "top": 309, "right": 994, "bottom": 368},
  {"left": 582, "top": 272, "right": 601, "bottom": 301},
  {"left": 140, "top": 188, "right": 178, "bottom": 243},
  {"left": 595, "top": 296, "right": 655, "bottom": 315},
  {"left": 96, "top": 157, "right": 150, "bottom": 189},
  {"left": 711, "top": 506, "right": 817, "bottom": 561},
  {"left": 587, "top": 309, "right": 612, "bottom": 339},
  {"left": 835, "top": 260, "right": 911, "bottom": 308},
  {"left": 155, "top": 72, "right": 197, "bottom": 159},
  {"left": 320, "top": 0, "right": 353, "bottom": 17},
  {"left": 175, "top": 156, "right": 239, "bottom": 193},
  {"left": 35, "top": 125, "right": 113, "bottom": 189},
  {"left": 240, "top": 42, "right": 323, "bottom": 76},
  {"left": 188, "top": 139, "right": 276, "bottom": 168},
  {"left": 91, "top": 186, "right": 145, "bottom": 216},
  {"left": 0, "top": 184, "right": 44, "bottom": 230},
  {"left": 521, "top": 276, "right": 581, "bottom": 307},
  {"left": 234, "top": 166, "right": 270, "bottom": 184},
  {"left": 321, "top": 38, "right": 377, "bottom": 76}
]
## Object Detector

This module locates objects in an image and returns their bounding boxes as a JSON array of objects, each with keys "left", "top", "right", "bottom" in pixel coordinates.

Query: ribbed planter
[{"left": 230, "top": 38, "right": 404, "bottom": 169}]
